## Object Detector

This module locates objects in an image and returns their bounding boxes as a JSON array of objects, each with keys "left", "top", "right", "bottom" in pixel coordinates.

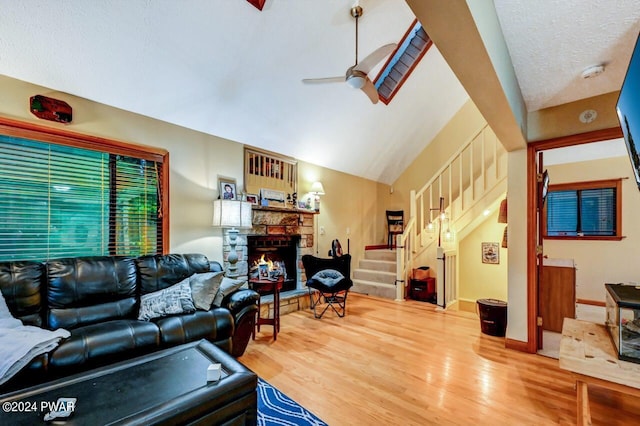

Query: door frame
[{"left": 523, "top": 127, "right": 622, "bottom": 353}]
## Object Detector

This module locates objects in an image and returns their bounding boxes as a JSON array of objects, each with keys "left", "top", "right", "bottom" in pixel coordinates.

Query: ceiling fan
[{"left": 302, "top": 4, "right": 397, "bottom": 104}]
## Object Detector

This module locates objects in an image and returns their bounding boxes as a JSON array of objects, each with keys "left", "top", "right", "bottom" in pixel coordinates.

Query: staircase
[
  {"left": 352, "top": 249, "right": 397, "bottom": 299},
  {"left": 355, "top": 122, "right": 508, "bottom": 302}
]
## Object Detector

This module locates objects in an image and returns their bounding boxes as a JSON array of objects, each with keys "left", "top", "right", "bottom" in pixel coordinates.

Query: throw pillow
[
  {"left": 189, "top": 271, "right": 224, "bottom": 310},
  {"left": 212, "top": 277, "right": 246, "bottom": 307},
  {"left": 138, "top": 277, "right": 196, "bottom": 321},
  {"left": 311, "top": 269, "right": 345, "bottom": 287}
]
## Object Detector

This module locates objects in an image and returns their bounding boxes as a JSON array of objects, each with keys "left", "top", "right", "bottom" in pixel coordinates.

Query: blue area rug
[{"left": 257, "top": 378, "right": 328, "bottom": 426}]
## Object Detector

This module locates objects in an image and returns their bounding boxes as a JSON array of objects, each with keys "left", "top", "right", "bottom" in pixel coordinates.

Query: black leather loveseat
[{"left": 0, "top": 253, "right": 259, "bottom": 391}]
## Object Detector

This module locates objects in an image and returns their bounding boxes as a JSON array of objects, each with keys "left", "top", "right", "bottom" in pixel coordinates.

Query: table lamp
[{"left": 212, "top": 200, "right": 252, "bottom": 278}]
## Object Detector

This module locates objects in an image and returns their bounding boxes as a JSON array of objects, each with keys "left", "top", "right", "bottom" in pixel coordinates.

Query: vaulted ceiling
[{"left": 0, "top": 1, "right": 638, "bottom": 183}]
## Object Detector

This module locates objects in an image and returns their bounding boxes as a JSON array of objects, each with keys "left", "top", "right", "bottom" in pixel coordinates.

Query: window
[
  {"left": 543, "top": 179, "right": 622, "bottom": 240},
  {"left": 0, "top": 119, "right": 168, "bottom": 261}
]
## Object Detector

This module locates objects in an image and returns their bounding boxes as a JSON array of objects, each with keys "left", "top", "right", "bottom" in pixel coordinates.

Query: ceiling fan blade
[
  {"left": 360, "top": 77, "right": 379, "bottom": 104},
  {"left": 353, "top": 43, "right": 397, "bottom": 74},
  {"left": 302, "top": 76, "right": 345, "bottom": 84}
]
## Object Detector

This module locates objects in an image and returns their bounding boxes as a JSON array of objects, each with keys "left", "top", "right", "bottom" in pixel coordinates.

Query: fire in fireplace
[{"left": 247, "top": 235, "right": 300, "bottom": 292}]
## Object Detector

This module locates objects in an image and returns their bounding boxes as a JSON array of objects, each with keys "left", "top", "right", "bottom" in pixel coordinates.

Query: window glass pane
[
  {"left": 547, "top": 190, "right": 578, "bottom": 236},
  {"left": 0, "top": 136, "right": 108, "bottom": 260},
  {"left": 580, "top": 188, "right": 615, "bottom": 236},
  {"left": 112, "top": 156, "right": 160, "bottom": 256}
]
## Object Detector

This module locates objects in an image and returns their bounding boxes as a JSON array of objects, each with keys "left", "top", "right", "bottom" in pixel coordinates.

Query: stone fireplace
[{"left": 221, "top": 206, "right": 315, "bottom": 293}]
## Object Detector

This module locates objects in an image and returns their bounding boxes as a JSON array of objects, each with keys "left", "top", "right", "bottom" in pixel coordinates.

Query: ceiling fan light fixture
[{"left": 347, "top": 75, "right": 366, "bottom": 89}]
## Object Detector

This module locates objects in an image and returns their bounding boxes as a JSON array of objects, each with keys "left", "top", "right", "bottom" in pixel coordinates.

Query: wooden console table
[
  {"left": 249, "top": 277, "right": 283, "bottom": 341},
  {"left": 559, "top": 318, "right": 640, "bottom": 425}
]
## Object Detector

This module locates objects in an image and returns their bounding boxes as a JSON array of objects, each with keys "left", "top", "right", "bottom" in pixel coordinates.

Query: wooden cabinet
[{"left": 540, "top": 265, "right": 576, "bottom": 332}]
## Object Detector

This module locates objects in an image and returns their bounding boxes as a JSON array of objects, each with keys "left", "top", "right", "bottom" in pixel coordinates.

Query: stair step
[
  {"left": 352, "top": 279, "right": 397, "bottom": 300},
  {"left": 353, "top": 269, "right": 396, "bottom": 285},
  {"left": 358, "top": 259, "right": 397, "bottom": 273},
  {"left": 364, "top": 249, "right": 396, "bottom": 262}
]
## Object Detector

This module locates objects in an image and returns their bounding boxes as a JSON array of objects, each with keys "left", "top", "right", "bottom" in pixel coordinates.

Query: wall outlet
[{"left": 319, "top": 226, "right": 325, "bottom": 235}]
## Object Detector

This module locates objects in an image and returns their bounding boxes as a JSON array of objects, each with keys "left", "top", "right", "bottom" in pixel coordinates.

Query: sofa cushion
[
  {"left": 212, "top": 277, "right": 245, "bottom": 307},
  {"left": 136, "top": 254, "right": 210, "bottom": 294},
  {"left": 0, "top": 261, "right": 44, "bottom": 326},
  {"left": 48, "top": 319, "right": 160, "bottom": 372},
  {"left": 189, "top": 271, "right": 224, "bottom": 310},
  {"left": 154, "top": 308, "right": 233, "bottom": 346},
  {"left": 46, "top": 257, "right": 137, "bottom": 329},
  {"left": 138, "top": 278, "right": 196, "bottom": 321}
]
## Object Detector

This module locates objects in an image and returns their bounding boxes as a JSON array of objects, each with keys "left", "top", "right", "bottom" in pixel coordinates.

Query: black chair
[
  {"left": 302, "top": 254, "right": 353, "bottom": 319},
  {"left": 386, "top": 210, "right": 404, "bottom": 248}
]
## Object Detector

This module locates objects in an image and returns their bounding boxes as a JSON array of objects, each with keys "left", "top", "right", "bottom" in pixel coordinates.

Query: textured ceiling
[
  {"left": 0, "top": 1, "right": 638, "bottom": 184},
  {"left": 494, "top": 0, "right": 640, "bottom": 112}
]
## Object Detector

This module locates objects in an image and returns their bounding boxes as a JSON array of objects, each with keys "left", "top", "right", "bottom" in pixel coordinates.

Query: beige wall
[
  {"left": 544, "top": 155, "right": 640, "bottom": 302},
  {"left": 0, "top": 75, "right": 379, "bottom": 267},
  {"left": 458, "top": 210, "right": 508, "bottom": 306},
  {"left": 382, "top": 99, "right": 487, "bottom": 244}
]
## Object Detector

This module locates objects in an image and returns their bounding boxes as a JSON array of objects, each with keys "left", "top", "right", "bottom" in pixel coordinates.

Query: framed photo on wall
[
  {"left": 218, "top": 177, "right": 237, "bottom": 200},
  {"left": 482, "top": 242, "right": 500, "bottom": 264}
]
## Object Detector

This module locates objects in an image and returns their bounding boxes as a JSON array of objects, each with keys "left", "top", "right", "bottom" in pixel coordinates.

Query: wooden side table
[
  {"left": 560, "top": 318, "right": 640, "bottom": 425},
  {"left": 249, "top": 277, "right": 283, "bottom": 341}
]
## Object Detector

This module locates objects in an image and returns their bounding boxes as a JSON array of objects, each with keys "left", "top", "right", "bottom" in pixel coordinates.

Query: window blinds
[
  {"left": 0, "top": 135, "right": 161, "bottom": 261},
  {"left": 546, "top": 188, "right": 615, "bottom": 237}
]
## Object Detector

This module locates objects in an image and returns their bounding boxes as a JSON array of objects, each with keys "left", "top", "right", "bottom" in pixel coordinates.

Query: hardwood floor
[{"left": 239, "top": 293, "right": 640, "bottom": 425}]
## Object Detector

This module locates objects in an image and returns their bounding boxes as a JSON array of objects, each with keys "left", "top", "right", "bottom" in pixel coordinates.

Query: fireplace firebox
[{"left": 247, "top": 235, "right": 300, "bottom": 293}]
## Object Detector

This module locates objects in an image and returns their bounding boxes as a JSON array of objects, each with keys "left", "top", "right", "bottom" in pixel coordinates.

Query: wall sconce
[
  {"left": 310, "top": 181, "right": 325, "bottom": 212},
  {"left": 212, "top": 200, "right": 253, "bottom": 278}
]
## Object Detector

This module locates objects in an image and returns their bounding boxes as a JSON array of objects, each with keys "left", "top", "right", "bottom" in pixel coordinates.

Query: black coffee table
[{"left": 0, "top": 340, "right": 257, "bottom": 425}]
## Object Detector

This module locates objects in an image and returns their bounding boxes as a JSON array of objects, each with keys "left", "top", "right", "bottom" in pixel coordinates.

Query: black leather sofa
[{"left": 0, "top": 253, "right": 259, "bottom": 391}]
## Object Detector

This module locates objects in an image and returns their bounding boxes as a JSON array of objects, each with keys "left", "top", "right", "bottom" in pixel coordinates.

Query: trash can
[{"left": 476, "top": 299, "right": 507, "bottom": 337}]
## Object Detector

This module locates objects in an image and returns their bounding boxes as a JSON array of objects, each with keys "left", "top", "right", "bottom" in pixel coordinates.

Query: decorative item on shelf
[
  {"left": 212, "top": 200, "right": 252, "bottom": 278},
  {"left": 218, "top": 177, "right": 237, "bottom": 200},
  {"left": 310, "top": 181, "right": 325, "bottom": 212},
  {"left": 286, "top": 192, "right": 297, "bottom": 209},
  {"left": 260, "top": 188, "right": 286, "bottom": 207},
  {"left": 246, "top": 194, "right": 258, "bottom": 205}
]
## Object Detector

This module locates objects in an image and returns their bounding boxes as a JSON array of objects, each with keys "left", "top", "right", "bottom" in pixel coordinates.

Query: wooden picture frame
[
  {"left": 482, "top": 242, "right": 500, "bottom": 264},
  {"left": 218, "top": 177, "right": 237, "bottom": 200}
]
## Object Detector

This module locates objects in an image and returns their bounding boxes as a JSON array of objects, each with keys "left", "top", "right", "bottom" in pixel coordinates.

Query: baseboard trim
[
  {"left": 506, "top": 338, "right": 533, "bottom": 353},
  {"left": 576, "top": 298, "right": 606, "bottom": 307}
]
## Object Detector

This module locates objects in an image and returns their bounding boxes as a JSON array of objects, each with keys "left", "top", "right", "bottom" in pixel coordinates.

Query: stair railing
[{"left": 395, "top": 123, "right": 507, "bottom": 300}]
